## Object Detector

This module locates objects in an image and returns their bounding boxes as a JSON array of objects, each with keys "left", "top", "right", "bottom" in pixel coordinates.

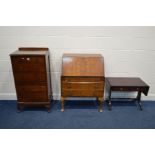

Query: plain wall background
[{"left": 0, "top": 26, "right": 155, "bottom": 100}]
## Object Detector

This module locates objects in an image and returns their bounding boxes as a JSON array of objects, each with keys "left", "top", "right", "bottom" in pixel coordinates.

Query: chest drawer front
[
  {"left": 11, "top": 56, "right": 46, "bottom": 72},
  {"left": 16, "top": 84, "right": 48, "bottom": 102},
  {"left": 14, "top": 72, "right": 46, "bottom": 82},
  {"left": 62, "top": 81, "right": 104, "bottom": 90},
  {"left": 16, "top": 83, "right": 47, "bottom": 92},
  {"left": 17, "top": 92, "right": 48, "bottom": 102}
]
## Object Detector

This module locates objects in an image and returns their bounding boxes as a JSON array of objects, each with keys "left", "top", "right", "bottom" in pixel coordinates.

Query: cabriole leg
[
  {"left": 61, "top": 97, "right": 65, "bottom": 112},
  {"left": 98, "top": 97, "right": 104, "bottom": 112}
]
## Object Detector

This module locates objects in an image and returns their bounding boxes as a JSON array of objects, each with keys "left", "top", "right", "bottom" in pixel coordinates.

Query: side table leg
[
  {"left": 108, "top": 89, "right": 112, "bottom": 111},
  {"left": 98, "top": 97, "right": 103, "bottom": 112},
  {"left": 61, "top": 97, "right": 65, "bottom": 112},
  {"left": 137, "top": 91, "right": 143, "bottom": 111}
]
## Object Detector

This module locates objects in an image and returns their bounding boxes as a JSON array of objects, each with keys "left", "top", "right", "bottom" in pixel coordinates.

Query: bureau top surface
[
  {"left": 107, "top": 77, "right": 149, "bottom": 87},
  {"left": 63, "top": 53, "right": 103, "bottom": 57},
  {"left": 62, "top": 53, "right": 104, "bottom": 77}
]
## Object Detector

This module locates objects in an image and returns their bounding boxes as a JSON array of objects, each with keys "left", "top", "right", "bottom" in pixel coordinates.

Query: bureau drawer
[
  {"left": 62, "top": 89, "right": 104, "bottom": 97},
  {"left": 14, "top": 72, "right": 46, "bottom": 82},
  {"left": 61, "top": 77, "right": 104, "bottom": 82},
  {"left": 16, "top": 84, "right": 48, "bottom": 102},
  {"left": 62, "top": 81, "right": 104, "bottom": 90},
  {"left": 11, "top": 56, "right": 46, "bottom": 72}
]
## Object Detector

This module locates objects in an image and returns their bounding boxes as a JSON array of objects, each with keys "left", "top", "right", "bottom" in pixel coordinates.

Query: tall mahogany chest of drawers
[
  {"left": 10, "top": 48, "right": 52, "bottom": 112},
  {"left": 61, "top": 54, "right": 105, "bottom": 112}
]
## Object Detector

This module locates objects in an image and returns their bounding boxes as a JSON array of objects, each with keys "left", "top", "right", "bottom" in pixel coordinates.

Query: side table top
[{"left": 107, "top": 77, "right": 149, "bottom": 87}]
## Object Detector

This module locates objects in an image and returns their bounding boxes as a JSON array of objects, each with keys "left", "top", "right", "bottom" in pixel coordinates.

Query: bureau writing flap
[{"left": 62, "top": 54, "right": 105, "bottom": 77}]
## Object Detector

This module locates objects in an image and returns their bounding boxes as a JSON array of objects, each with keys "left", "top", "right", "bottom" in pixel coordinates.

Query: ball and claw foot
[
  {"left": 17, "top": 109, "right": 21, "bottom": 113},
  {"left": 17, "top": 105, "right": 22, "bottom": 113}
]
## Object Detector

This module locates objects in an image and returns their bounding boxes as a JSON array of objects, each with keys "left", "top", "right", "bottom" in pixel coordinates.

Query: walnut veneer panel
[{"left": 62, "top": 54, "right": 104, "bottom": 77}]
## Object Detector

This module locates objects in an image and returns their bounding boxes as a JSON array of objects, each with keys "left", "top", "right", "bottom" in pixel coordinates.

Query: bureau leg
[
  {"left": 61, "top": 97, "right": 65, "bottom": 112},
  {"left": 137, "top": 91, "right": 143, "bottom": 111},
  {"left": 108, "top": 89, "right": 112, "bottom": 111},
  {"left": 98, "top": 97, "right": 103, "bottom": 112}
]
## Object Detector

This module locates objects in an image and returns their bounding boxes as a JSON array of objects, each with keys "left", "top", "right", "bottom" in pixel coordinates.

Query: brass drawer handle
[{"left": 26, "top": 58, "right": 30, "bottom": 61}]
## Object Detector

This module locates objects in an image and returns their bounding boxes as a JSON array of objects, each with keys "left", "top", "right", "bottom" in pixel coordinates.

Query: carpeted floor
[{"left": 0, "top": 100, "right": 155, "bottom": 129}]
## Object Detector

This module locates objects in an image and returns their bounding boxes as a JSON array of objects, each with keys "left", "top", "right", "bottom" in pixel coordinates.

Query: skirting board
[{"left": 0, "top": 93, "right": 155, "bottom": 101}]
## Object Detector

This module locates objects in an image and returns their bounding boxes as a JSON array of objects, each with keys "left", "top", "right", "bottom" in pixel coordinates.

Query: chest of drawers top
[
  {"left": 62, "top": 54, "right": 105, "bottom": 77},
  {"left": 10, "top": 47, "right": 49, "bottom": 56},
  {"left": 10, "top": 48, "right": 49, "bottom": 72}
]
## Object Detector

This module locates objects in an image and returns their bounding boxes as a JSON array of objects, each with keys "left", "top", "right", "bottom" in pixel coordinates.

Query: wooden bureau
[
  {"left": 61, "top": 54, "right": 105, "bottom": 112},
  {"left": 10, "top": 47, "right": 52, "bottom": 112}
]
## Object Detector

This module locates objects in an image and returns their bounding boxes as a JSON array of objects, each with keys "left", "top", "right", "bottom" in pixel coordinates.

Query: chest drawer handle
[
  {"left": 120, "top": 88, "right": 123, "bottom": 90},
  {"left": 26, "top": 58, "right": 30, "bottom": 61}
]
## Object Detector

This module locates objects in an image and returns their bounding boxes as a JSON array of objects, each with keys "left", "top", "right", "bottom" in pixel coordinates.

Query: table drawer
[
  {"left": 62, "top": 89, "right": 104, "bottom": 97},
  {"left": 11, "top": 56, "right": 46, "bottom": 72},
  {"left": 62, "top": 81, "right": 104, "bottom": 90},
  {"left": 111, "top": 87, "right": 143, "bottom": 91}
]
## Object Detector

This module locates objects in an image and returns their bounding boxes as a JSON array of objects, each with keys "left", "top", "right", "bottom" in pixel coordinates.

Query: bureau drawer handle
[
  {"left": 21, "top": 58, "right": 25, "bottom": 60},
  {"left": 120, "top": 88, "right": 123, "bottom": 90},
  {"left": 26, "top": 58, "right": 30, "bottom": 61}
]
